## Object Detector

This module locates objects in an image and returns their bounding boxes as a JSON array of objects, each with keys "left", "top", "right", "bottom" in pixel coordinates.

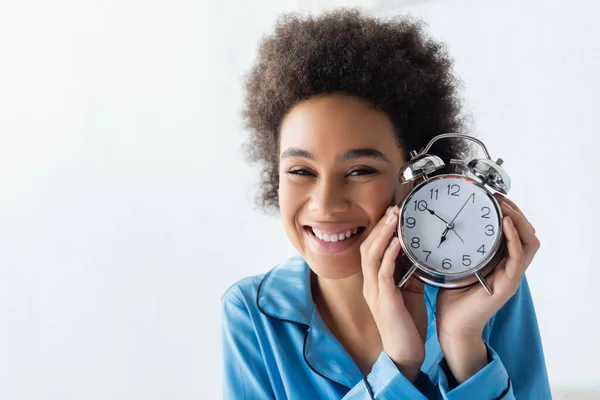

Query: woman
[{"left": 222, "top": 9, "right": 551, "bottom": 399}]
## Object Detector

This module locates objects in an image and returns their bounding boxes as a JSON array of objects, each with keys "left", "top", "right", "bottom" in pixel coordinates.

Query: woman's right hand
[{"left": 360, "top": 205, "right": 428, "bottom": 383}]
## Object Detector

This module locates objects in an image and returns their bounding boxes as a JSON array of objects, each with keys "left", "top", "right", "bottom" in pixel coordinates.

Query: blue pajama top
[{"left": 221, "top": 255, "right": 551, "bottom": 399}]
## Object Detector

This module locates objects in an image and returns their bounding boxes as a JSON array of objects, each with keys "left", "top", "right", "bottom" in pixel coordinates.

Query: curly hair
[{"left": 241, "top": 8, "right": 473, "bottom": 212}]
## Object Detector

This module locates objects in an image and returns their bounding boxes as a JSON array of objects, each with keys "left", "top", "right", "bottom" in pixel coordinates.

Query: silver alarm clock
[{"left": 396, "top": 133, "right": 511, "bottom": 295}]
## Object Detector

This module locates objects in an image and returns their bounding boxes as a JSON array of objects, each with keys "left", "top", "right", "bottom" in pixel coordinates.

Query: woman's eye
[
  {"left": 286, "top": 168, "right": 315, "bottom": 177},
  {"left": 347, "top": 167, "right": 378, "bottom": 177}
]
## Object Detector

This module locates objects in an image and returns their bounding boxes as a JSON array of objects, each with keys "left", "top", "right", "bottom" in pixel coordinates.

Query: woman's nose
[{"left": 308, "top": 178, "right": 350, "bottom": 217}]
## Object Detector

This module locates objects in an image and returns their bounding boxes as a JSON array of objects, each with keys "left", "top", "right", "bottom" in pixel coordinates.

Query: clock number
[
  {"left": 481, "top": 207, "right": 491, "bottom": 219},
  {"left": 442, "top": 258, "right": 452, "bottom": 270},
  {"left": 429, "top": 188, "right": 439, "bottom": 200},
  {"left": 411, "top": 237, "right": 421, "bottom": 249},
  {"left": 414, "top": 200, "right": 428, "bottom": 212},
  {"left": 485, "top": 224, "right": 495, "bottom": 236},
  {"left": 462, "top": 255, "right": 472, "bottom": 267},
  {"left": 406, "top": 217, "right": 416, "bottom": 229},
  {"left": 477, "top": 245, "right": 486, "bottom": 255},
  {"left": 422, "top": 250, "right": 431, "bottom": 262},
  {"left": 447, "top": 184, "right": 460, "bottom": 196}
]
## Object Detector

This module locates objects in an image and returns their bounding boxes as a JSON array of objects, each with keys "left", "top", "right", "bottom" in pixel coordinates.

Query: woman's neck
[{"left": 311, "top": 272, "right": 379, "bottom": 337}]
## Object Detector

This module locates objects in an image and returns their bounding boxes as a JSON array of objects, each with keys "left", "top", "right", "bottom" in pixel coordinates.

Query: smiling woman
[
  {"left": 222, "top": 8, "right": 551, "bottom": 400},
  {"left": 277, "top": 94, "right": 406, "bottom": 281}
]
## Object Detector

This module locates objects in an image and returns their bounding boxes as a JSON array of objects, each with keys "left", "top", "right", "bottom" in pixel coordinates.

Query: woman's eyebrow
[
  {"left": 280, "top": 147, "right": 390, "bottom": 162},
  {"left": 280, "top": 148, "right": 315, "bottom": 160},
  {"left": 338, "top": 148, "right": 390, "bottom": 162}
]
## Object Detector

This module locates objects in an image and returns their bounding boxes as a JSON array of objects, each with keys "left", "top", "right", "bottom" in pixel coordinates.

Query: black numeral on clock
[
  {"left": 411, "top": 237, "right": 421, "bottom": 248},
  {"left": 429, "top": 189, "right": 439, "bottom": 200},
  {"left": 447, "top": 184, "right": 460, "bottom": 196},
  {"left": 478, "top": 245, "right": 486, "bottom": 255},
  {"left": 414, "top": 200, "right": 428, "bottom": 212},
  {"left": 462, "top": 255, "right": 472, "bottom": 267},
  {"left": 481, "top": 207, "right": 491, "bottom": 219},
  {"left": 406, "top": 217, "right": 416, "bottom": 228},
  {"left": 422, "top": 250, "right": 431, "bottom": 262},
  {"left": 442, "top": 258, "right": 452, "bottom": 270},
  {"left": 485, "top": 224, "right": 495, "bottom": 236}
]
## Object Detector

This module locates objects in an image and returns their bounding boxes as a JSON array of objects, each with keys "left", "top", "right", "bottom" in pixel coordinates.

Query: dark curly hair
[{"left": 241, "top": 8, "right": 473, "bottom": 212}]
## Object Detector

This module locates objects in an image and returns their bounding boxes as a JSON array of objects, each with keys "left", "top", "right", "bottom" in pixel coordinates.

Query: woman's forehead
[{"left": 279, "top": 95, "right": 398, "bottom": 154}]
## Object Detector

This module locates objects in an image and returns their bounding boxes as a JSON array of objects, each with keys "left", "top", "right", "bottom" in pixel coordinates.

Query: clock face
[{"left": 399, "top": 175, "right": 502, "bottom": 274}]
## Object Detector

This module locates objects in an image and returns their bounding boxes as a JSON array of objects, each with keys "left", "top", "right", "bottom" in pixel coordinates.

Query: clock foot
[
  {"left": 397, "top": 264, "right": 418, "bottom": 289},
  {"left": 476, "top": 272, "right": 493, "bottom": 296}
]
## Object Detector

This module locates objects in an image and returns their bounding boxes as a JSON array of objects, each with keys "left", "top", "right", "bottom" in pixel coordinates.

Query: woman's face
[{"left": 278, "top": 94, "right": 410, "bottom": 280}]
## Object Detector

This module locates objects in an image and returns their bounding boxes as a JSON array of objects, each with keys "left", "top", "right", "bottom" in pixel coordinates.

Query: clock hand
[
  {"left": 450, "top": 193, "right": 475, "bottom": 224},
  {"left": 429, "top": 207, "right": 457, "bottom": 247},
  {"left": 450, "top": 228, "right": 464, "bottom": 243},
  {"left": 438, "top": 227, "right": 450, "bottom": 248},
  {"left": 437, "top": 219, "right": 466, "bottom": 245},
  {"left": 426, "top": 208, "right": 449, "bottom": 224},
  {"left": 437, "top": 222, "right": 464, "bottom": 247},
  {"left": 429, "top": 208, "right": 464, "bottom": 242},
  {"left": 436, "top": 194, "right": 474, "bottom": 249}
]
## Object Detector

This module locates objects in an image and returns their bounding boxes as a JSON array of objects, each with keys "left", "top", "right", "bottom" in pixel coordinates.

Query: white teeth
[
  {"left": 311, "top": 227, "right": 361, "bottom": 242},
  {"left": 311, "top": 227, "right": 323, "bottom": 240}
]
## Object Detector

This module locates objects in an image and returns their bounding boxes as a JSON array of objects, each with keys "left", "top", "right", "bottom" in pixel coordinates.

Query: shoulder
[
  {"left": 221, "top": 255, "right": 305, "bottom": 309},
  {"left": 221, "top": 271, "right": 267, "bottom": 311},
  {"left": 221, "top": 255, "right": 313, "bottom": 326}
]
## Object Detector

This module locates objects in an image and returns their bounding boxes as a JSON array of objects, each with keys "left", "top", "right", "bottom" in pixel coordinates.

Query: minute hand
[{"left": 450, "top": 193, "right": 475, "bottom": 224}]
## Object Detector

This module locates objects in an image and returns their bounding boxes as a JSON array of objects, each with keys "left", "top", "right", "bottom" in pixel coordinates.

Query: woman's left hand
[{"left": 435, "top": 195, "right": 541, "bottom": 383}]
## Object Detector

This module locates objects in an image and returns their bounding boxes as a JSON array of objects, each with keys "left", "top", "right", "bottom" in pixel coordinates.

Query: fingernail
[
  {"left": 385, "top": 206, "right": 393, "bottom": 216},
  {"left": 385, "top": 213, "right": 395, "bottom": 225}
]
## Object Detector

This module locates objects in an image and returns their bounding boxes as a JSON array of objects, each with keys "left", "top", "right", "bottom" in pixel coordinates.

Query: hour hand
[{"left": 438, "top": 227, "right": 449, "bottom": 248}]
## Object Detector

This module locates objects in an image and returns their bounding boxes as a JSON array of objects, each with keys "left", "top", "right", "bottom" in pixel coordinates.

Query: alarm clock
[{"left": 396, "top": 133, "right": 511, "bottom": 295}]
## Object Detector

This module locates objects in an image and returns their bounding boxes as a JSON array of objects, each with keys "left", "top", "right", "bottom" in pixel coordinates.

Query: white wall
[{"left": 0, "top": 0, "right": 597, "bottom": 399}]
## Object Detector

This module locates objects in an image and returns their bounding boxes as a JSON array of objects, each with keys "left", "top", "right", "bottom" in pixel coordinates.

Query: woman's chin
[{"left": 304, "top": 255, "right": 362, "bottom": 280}]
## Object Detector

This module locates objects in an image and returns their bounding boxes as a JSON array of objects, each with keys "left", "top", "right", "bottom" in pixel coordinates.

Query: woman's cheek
[
  {"left": 278, "top": 180, "right": 306, "bottom": 213},
  {"left": 353, "top": 178, "right": 396, "bottom": 208}
]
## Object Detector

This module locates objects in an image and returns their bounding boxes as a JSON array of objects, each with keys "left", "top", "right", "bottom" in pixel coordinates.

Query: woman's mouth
[
  {"left": 306, "top": 226, "right": 366, "bottom": 242},
  {"left": 303, "top": 225, "right": 366, "bottom": 254}
]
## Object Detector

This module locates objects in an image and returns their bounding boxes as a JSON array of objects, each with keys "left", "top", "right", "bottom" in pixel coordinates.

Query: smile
[
  {"left": 303, "top": 225, "right": 366, "bottom": 254},
  {"left": 309, "top": 226, "right": 364, "bottom": 242}
]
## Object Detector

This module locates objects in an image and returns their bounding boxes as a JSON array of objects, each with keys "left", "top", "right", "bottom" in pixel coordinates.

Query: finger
[
  {"left": 499, "top": 195, "right": 524, "bottom": 215},
  {"left": 366, "top": 211, "right": 398, "bottom": 268},
  {"left": 501, "top": 203, "right": 540, "bottom": 265},
  {"left": 506, "top": 200, "right": 535, "bottom": 234},
  {"left": 361, "top": 206, "right": 396, "bottom": 250},
  {"left": 361, "top": 207, "right": 398, "bottom": 291},
  {"left": 495, "top": 194, "right": 535, "bottom": 234},
  {"left": 502, "top": 216, "right": 527, "bottom": 282},
  {"left": 378, "top": 236, "right": 401, "bottom": 296}
]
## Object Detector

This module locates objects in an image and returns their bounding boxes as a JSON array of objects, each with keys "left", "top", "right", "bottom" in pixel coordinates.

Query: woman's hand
[
  {"left": 360, "top": 205, "right": 428, "bottom": 383},
  {"left": 435, "top": 195, "right": 541, "bottom": 383}
]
